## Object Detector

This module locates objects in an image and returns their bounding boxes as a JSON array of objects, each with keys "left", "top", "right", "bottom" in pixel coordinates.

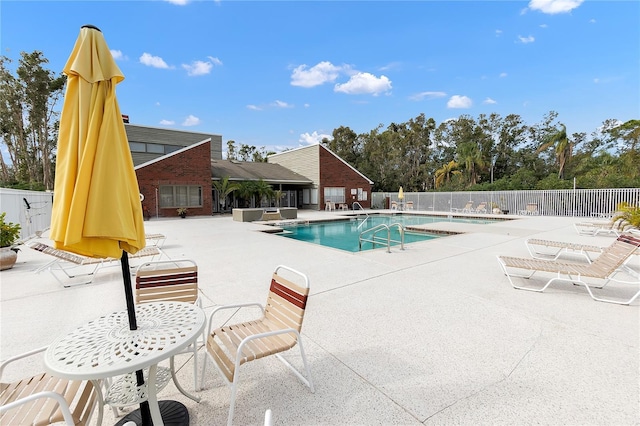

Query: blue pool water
[{"left": 274, "top": 214, "right": 494, "bottom": 252}]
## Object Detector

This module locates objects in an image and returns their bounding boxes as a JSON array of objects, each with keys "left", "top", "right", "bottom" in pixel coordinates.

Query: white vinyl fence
[
  {"left": 372, "top": 188, "right": 640, "bottom": 217},
  {"left": 0, "top": 188, "right": 54, "bottom": 241}
]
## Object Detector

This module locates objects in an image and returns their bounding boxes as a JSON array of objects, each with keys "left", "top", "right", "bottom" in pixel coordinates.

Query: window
[
  {"left": 159, "top": 185, "right": 202, "bottom": 208},
  {"left": 303, "top": 188, "right": 319, "bottom": 205},
  {"left": 129, "top": 142, "right": 146, "bottom": 152},
  {"left": 146, "top": 143, "right": 164, "bottom": 154},
  {"left": 324, "top": 187, "right": 345, "bottom": 204}
]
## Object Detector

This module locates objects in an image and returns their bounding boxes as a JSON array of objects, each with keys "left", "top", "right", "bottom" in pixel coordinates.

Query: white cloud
[
  {"left": 165, "top": 0, "right": 189, "bottom": 5},
  {"left": 247, "top": 105, "right": 262, "bottom": 111},
  {"left": 518, "top": 35, "right": 535, "bottom": 43},
  {"left": 272, "top": 100, "right": 293, "bottom": 108},
  {"left": 299, "top": 131, "right": 330, "bottom": 145},
  {"left": 182, "top": 56, "right": 222, "bottom": 76},
  {"left": 495, "top": 29, "right": 503, "bottom": 37},
  {"left": 528, "top": 0, "right": 584, "bottom": 14},
  {"left": 110, "top": 50, "right": 124, "bottom": 60},
  {"left": 409, "top": 91, "right": 447, "bottom": 101},
  {"left": 499, "top": 72, "right": 508, "bottom": 78},
  {"left": 539, "top": 23, "right": 548, "bottom": 28},
  {"left": 140, "top": 53, "right": 170, "bottom": 69},
  {"left": 589, "top": 18, "right": 596, "bottom": 24},
  {"left": 291, "top": 61, "right": 342, "bottom": 87},
  {"left": 334, "top": 72, "right": 392, "bottom": 95},
  {"left": 303, "top": 103, "right": 310, "bottom": 108},
  {"left": 159, "top": 119, "right": 175, "bottom": 125},
  {"left": 182, "top": 115, "right": 200, "bottom": 126},
  {"left": 483, "top": 97, "right": 497, "bottom": 104},
  {"left": 379, "top": 62, "right": 401, "bottom": 71},
  {"left": 447, "top": 95, "right": 472, "bottom": 109}
]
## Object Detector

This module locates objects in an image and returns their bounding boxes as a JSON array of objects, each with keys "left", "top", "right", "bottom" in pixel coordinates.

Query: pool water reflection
[{"left": 274, "top": 214, "right": 494, "bottom": 252}]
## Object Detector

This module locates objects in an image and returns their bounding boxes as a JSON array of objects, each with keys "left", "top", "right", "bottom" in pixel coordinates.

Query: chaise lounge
[
  {"left": 497, "top": 234, "right": 640, "bottom": 305},
  {"left": 28, "top": 241, "right": 166, "bottom": 287}
]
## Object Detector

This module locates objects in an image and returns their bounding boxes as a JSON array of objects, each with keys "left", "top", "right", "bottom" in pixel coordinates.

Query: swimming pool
[{"left": 273, "top": 213, "right": 495, "bottom": 252}]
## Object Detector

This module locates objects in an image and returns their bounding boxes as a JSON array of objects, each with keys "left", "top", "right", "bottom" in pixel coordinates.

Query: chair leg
[
  {"left": 274, "top": 334, "right": 315, "bottom": 392},
  {"left": 227, "top": 375, "right": 240, "bottom": 426},
  {"left": 169, "top": 356, "right": 200, "bottom": 403}
]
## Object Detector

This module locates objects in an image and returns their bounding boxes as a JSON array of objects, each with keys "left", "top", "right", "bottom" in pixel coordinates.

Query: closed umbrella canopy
[
  {"left": 50, "top": 25, "right": 145, "bottom": 259},
  {"left": 50, "top": 25, "right": 152, "bottom": 425},
  {"left": 398, "top": 186, "right": 404, "bottom": 200}
]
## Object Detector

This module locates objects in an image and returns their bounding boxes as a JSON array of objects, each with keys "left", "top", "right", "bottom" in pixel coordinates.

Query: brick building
[
  {"left": 131, "top": 123, "right": 374, "bottom": 216},
  {"left": 135, "top": 140, "right": 213, "bottom": 218},
  {"left": 268, "top": 144, "right": 373, "bottom": 210}
]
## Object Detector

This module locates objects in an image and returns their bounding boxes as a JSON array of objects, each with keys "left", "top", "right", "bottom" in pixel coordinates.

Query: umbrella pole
[{"left": 121, "top": 251, "right": 153, "bottom": 426}]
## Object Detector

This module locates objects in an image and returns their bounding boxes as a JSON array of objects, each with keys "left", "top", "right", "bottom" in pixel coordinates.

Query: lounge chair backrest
[
  {"left": 264, "top": 272, "right": 309, "bottom": 333},
  {"left": 589, "top": 234, "right": 640, "bottom": 274},
  {"left": 28, "top": 242, "right": 103, "bottom": 265},
  {"left": 136, "top": 260, "right": 198, "bottom": 305}
]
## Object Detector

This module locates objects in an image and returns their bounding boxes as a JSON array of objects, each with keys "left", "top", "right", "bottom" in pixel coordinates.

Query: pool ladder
[{"left": 359, "top": 223, "right": 405, "bottom": 253}]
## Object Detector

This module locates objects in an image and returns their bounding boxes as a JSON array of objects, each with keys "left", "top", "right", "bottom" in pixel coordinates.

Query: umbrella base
[{"left": 115, "top": 400, "right": 189, "bottom": 426}]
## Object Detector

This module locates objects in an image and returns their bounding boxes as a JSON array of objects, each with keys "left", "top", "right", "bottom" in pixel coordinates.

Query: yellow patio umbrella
[
  {"left": 49, "top": 25, "right": 151, "bottom": 424},
  {"left": 398, "top": 186, "right": 404, "bottom": 200},
  {"left": 50, "top": 25, "right": 145, "bottom": 259}
]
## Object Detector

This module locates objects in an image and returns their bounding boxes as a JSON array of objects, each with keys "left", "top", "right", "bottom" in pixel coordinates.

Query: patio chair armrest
[
  {"left": 206, "top": 303, "right": 264, "bottom": 335},
  {"left": 0, "top": 346, "right": 48, "bottom": 378},
  {"left": 0, "top": 390, "right": 75, "bottom": 424},
  {"left": 236, "top": 328, "right": 300, "bottom": 365}
]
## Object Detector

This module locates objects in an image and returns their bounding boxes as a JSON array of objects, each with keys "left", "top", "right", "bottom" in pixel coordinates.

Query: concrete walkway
[{"left": 1, "top": 211, "right": 638, "bottom": 425}]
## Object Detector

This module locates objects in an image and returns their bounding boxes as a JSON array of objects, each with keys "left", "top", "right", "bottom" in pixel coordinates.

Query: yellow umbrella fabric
[
  {"left": 398, "top": 186, "right": 404, "bottom": 200},
  {"left": 50, "top": 26, "right": 145, "bottom": 259}
]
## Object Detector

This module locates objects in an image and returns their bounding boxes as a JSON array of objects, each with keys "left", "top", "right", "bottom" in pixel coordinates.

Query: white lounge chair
[
  {"left": 498, "top": 234, "right": 640, "bottom": 305},
  {"left": 525, "top": 238, "right": 605, "bottom": 262},
  {"left": 28, "top": 241, "right": 166, "bottom": 287},
  {"left": 475, "top": 202, "right": 487, "bottom": 214},
  {"left": 574, "top": 221, "right": 620, "bottom": 237},
  {"left": 452, "top": 201, "right": 474, "bottom": 213},
  {"left": 497, "top": 234, "right": 640, "bottom": 305}
]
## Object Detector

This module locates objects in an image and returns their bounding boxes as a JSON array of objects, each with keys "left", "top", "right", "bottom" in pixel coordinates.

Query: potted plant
[
  {"left": 0, "top": 212, "right": 21, "bottom": 270},
  {"left": 177, "top": 207, "right": 188, "bottom": 218}
]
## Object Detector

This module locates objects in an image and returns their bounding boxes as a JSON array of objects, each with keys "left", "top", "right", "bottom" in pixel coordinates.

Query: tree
[
  {"left": 434, "top": 160, "right": 461, "bottom": 188},
  {"left": 606, "top": 119, "right": 640, "bottom": 153},
  {"left": 226, "top": 140, "right": 237, "bottom": 160},
  {"left": 212, "top": 175, "right": 239, "bottom": 211},
  {"left": 253, "top": 179, "right": 274, "bottom": 207},
  {"left": 0, "top": 52, "right": 65, "bottom": 189},
  {"left": 536, "top": 123, "right": 572, "bottom": 179}
]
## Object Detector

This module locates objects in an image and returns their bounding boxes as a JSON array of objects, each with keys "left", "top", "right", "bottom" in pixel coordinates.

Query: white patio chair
[{"left": 201, "top": 265, "right": 314, "bottom": 426}]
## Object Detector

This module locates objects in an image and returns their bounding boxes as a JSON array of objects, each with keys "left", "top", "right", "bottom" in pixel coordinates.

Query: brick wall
[
  {"left": 136, "top": 141, "right": 212, "bottom": 218},
  {"left": 319, "top": 147, "right": 372, "bottom": 209}
]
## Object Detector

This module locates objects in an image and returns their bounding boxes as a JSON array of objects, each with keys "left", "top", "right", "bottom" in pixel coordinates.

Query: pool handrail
[{"left": 359, "top": 223, "right": 405, "bottom": 253}]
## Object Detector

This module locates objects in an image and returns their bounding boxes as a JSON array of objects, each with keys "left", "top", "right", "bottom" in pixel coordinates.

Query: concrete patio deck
[{"left": 1, "top": 211, "right": 638, "bottom": 425}]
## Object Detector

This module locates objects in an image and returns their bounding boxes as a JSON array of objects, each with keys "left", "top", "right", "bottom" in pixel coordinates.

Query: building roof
[
  {"left": 269, "top": 143, "right": 374, "bottom": 184},
  {"left": 211, "top": 160, "right": 313, "bottom": 185}
]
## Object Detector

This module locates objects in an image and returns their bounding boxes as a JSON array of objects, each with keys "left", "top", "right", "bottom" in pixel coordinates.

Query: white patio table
[{"left": 44, "top": 301, "right": 206, "bottom": 426}]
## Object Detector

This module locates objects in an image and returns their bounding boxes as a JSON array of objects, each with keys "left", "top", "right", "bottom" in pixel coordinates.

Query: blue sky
[{"left": 2, "top": 0, "right": 639, "bottom": 156}]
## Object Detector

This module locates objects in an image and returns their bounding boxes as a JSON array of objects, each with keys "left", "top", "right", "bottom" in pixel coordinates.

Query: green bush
[{"left": 0, "top": 212, "right": 21, "bottom": 248}]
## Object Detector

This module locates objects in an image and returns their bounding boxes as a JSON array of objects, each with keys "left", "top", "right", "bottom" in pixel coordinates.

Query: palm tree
[
  {"left": 236, "top": 181, "right": 257, "bottom": 207},
  {"left": 612, "top": 202, "right": 640, "bottom": 231},
  {"left": 457, "top": 142, "right": 486, "bottom": 186},
  {"left": 537, "top": 124, "right": 572, "bottom": 179},
  {"left": 253, "top": 179, "right": 274, "bottom": 207},
  {"left": 434, "top": 160, "right": 461, "bottom": 188},
  {"left": 212, "top": 176, "right": 239, "bottom": 212}
]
